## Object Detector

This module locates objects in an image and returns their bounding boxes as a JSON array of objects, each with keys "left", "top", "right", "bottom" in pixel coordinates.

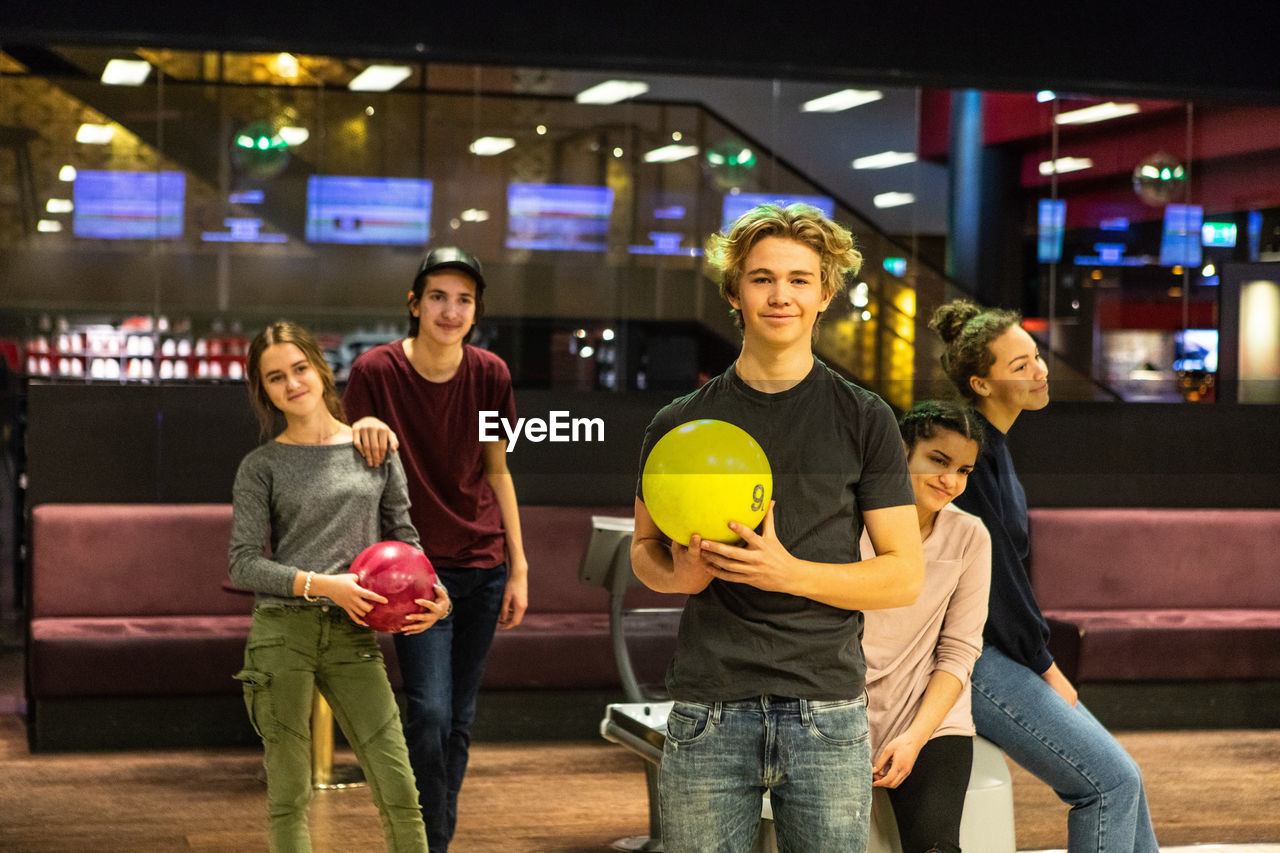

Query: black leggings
[{"left": 885, "top": 734, "right": 973, "bottom": 853}]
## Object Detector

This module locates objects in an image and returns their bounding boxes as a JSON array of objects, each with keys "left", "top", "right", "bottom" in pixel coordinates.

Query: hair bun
[{"left": 929, "top": 299, "right": 982, "bottom": 344}]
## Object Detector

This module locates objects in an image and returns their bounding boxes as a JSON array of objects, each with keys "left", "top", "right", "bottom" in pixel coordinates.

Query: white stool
[{"left": 959, "top": 736, "right": 1016, "bottom": 853}]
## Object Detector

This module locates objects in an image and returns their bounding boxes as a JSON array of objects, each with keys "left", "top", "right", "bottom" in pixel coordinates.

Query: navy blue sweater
[{"left": 952, "top": 411, "right": 1054, "bottom": 674}]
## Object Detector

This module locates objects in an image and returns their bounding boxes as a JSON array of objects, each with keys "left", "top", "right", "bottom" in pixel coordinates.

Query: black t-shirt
[{"left": 637, "top": 359, "right": 914, "bottom": 701}]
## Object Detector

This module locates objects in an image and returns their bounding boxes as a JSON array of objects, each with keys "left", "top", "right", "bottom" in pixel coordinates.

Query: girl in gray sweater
[{"left": 229, "top": 321, "right": 449, "bottom": 853}]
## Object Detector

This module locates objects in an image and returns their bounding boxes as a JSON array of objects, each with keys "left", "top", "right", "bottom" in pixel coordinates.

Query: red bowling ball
[{"left": 350, "top": 541, "right": 437, "bottom": 633}]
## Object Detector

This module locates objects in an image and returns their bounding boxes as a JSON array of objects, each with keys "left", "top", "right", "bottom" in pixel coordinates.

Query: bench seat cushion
[
  {"left": 29, "top": 615, "right": 253, "bottom": 697},
  {"left": 29, "top": 609, "right": 677, "bottom": 697},
  {"left": 1042, "top": 608, "right": 1280, "bottom": 681}
]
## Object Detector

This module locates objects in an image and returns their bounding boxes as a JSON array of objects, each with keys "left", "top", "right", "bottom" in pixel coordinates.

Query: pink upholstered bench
[
  {"left": 1028, "top": 508, "right": 1280, "bottom": 682},
  {"left": 25, "top": 502, "right": 653, "bottom": 749}
]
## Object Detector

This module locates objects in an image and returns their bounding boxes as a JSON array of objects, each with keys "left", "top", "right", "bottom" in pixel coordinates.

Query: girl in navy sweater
[{"left": 931, "top": 300, "right": 1158, "bottom": 853}]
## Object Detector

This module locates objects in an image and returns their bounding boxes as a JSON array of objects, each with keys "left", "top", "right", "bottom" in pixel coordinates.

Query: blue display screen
[
  {"left": 73, "top": 170, "right": 186, "bottom": 239},
  {"left": 721, "top": 193, "right": 834, "bottom": 231},
  {"left": 305, "top": 175, "right": 433, "bottom": 245},
  {"left": 1037, "top": 199, "right": 1066, "bottom": 263},
  {"left": 1159, "top": 204, "right": 1203, "bottom": 267},
  {"left": 506, "top": 183, "right": 614, "bottom": 251},
  {"left": 1174, "top": 329, "right": 1218, "bottom": 372}
]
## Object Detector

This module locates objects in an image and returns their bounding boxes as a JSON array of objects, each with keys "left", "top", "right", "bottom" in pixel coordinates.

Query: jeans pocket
[
  {"left": 805, "top": 699, "right": 869, "bottom": 747},
  {"left": 666, "top": 701, "right": 715, "bottom": 746},
  {"left": 233, "top": 668, "right": 276, "bottom": 743}
]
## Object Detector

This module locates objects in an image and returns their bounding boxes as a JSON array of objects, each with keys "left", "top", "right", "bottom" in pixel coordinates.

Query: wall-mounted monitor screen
[
  {"left": 629, "top": 190, "right": 702, "bottom": 256},
  {"left": 721, "top": 193, "right": 834, "bottom": 231},
  {"left": 1037, "top": 198, "right": 1066, "bottom": 263},
  {"left": 506, "top": 183, "right": 614, "bottom": 251},
  {"left": 1159, "top": 203, "right": 1203, "bottom": 267},
  {"left": 305, "top": 175, "right": 433, "bottom": 245},
  {"left": 73, "top": 170, "right": 186, "bottom": 239},
  {"left": 1174, "top": 329, "right": 1218, "bottom": 373}
]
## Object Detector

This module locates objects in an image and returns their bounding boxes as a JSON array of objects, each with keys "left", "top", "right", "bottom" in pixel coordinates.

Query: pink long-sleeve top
[{"left": 860, "top": 502, "right": 992, "bottom": 750}]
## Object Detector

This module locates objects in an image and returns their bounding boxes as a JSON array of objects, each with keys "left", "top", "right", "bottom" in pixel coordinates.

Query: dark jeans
[
  {"left": 885, "top": 735, "right": 972, "bottom": 853},
  {"left": 393, "top": 563, "right": 507, "bottom": 853}
]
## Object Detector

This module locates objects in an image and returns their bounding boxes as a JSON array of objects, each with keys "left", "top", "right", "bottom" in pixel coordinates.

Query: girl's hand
[
  {"left": 400, "top": 584, "right": 451, "bottom": 635},
  {"left": 872, "top": 732, "right": 926, "bottom": 788},
  {"left": 1041, "top": 661, "right": 1079, "bottom": 707},
  {"left": 350, "top": 416, "right": 399, "bottom": 467},
  {"left": 317, "top": 572, "right": 388, "bottom": 627}
]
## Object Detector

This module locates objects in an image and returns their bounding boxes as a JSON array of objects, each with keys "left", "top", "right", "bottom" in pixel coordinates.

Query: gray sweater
[{"left": 229, "top": 441, "right": 421, "bottom": 606}]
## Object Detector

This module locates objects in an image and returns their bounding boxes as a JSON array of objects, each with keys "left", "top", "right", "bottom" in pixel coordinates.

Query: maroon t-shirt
[{"left": 343, "top": 341, "right": 516, "bottom": 568}]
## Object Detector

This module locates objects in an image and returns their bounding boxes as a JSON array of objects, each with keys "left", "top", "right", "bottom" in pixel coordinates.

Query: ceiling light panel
[
  {"left": 852, "top": 151, "right": 917, "bottom": 170},
  {"left": 1055, "top": 102, "right": 1140, "bottom": 125},
  {"left": 347, "top": 65, "right": 412, "bottom": 92},
  {"left": 1038, "top": 156, "right": 1094, "bottom": 175},
  {"left": 801, "top": 89, "right": 883, "bottom": 113},
  {"left": 469, "top": 137, "right": 516, "bottom": 156},
  {"left": 873, "top": 192, "right": 915, "bottom": 209},
  {"left": 101, "top": 59, "right": 152, "bottom": 86},
  {"left": 643, "top": 144, "right": 699, "bottom": 163},
  {"left": 76, "top": 123, "right": 116, "bottom": 144},
  {"left": 575, "top": 80, "right": 649, "bottom": 104}
]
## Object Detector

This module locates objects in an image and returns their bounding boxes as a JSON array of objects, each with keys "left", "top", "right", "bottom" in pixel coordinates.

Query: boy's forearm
[{"left": 789, "top": 551, "right": 923, "bottom": 611}]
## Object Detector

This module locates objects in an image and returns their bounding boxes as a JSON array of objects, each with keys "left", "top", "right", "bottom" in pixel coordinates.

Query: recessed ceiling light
[
  {"left": 58, "top": 165, "right": 77, "bottom": 181},
  {"left": 46, "top": 198, "right": 73, "bottom": 214},
  {"left": 37, "top": 220, "right": 63, "bottom": 233},
  {"left": 873, "top": 192, "right": 915, "bottom": 209},
  {"left": 101, "top": 59, "right": 152, "bottom": 86},
  {"left": 644, "top": 144, "right": 699, "bottom": 163},
  {"left": 76, "top": 123, "right": 116, "bottom": 144},
  {"left": 469, "top": 136, "right": 515, "bottom": 156},
  {"left": 347, "top": 65, "right": 412, "bottom": 92},
  {"left": 1055, "top": 102, "right": 1140, "bottom": 125},
  {"left": 1039, "top": 156, "right": 1094, "bottom": 175},
  {"left": 575, "top": 80, "right": 649, "bottom": 104},
  {"left": 460, "top": 208, "right": 490, "bottom": 222},
  {"left": 801, "top": 89, "right": 883, "bottom": 113},
  {"left": 852, "top": 151, "right": 917, "bottom": 170}
]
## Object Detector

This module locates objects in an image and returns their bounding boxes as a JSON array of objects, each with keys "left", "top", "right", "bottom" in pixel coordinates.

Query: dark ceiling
[{"left": 6, "top": 0, "right": 1280, "bottom": 101}]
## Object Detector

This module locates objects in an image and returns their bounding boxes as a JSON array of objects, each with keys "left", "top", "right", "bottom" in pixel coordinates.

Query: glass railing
[{"left": 0, "top": 47, "right": 1118, "bottom": 407}]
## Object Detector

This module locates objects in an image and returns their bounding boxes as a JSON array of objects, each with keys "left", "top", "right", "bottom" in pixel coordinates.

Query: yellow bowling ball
[{"left": 642, "top": 419, "right": 772, "bottom": 545}]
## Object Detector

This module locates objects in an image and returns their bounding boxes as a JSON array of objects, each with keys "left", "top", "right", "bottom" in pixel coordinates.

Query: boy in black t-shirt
[{"left": 632, "top": 203, "right": 923, "bottom": 852}]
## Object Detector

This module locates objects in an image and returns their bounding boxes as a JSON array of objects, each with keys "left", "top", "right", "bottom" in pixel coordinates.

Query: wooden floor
[{"left": 0, "top": 711, "right": 1276, "bottom": 852}]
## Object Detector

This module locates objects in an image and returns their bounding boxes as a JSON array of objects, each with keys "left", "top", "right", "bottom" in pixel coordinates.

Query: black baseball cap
[{"left": 415, "top": 246, "right": 486, "bottom": 296}]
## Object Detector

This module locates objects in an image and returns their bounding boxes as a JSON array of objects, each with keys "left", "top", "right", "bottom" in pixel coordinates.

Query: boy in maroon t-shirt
[{"left": 344, "top": 247, "right": 528, "bottom": 853}]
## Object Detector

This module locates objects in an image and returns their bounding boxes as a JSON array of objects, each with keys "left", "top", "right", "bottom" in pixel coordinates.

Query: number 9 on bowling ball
[
  {"left": 350, "top": 541, "right": 438, "bottom": 633},
  {"left": 641, "top": 419, "right": 772, "bottom": 546}
]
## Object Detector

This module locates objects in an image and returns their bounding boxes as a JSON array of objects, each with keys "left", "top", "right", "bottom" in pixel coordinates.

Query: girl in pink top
[{"left": 861, "top": 401, "right": 992, "bottom": 853}]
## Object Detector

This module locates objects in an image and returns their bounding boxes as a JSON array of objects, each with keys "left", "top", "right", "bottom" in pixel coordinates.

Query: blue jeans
[
  {"left": 659, "top": 695, "right": 872, "bottom": 853},
  {"left": 394, "top": 563, "right": 507, "bottom": 853},
  {"left": 971, "top": 645, "right": 1159, "bottom": 853}
]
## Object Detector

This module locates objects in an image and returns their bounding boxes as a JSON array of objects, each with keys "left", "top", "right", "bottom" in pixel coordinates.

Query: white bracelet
[{"left": 303, "top": 571, "right": 317, "bottom": 602}]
